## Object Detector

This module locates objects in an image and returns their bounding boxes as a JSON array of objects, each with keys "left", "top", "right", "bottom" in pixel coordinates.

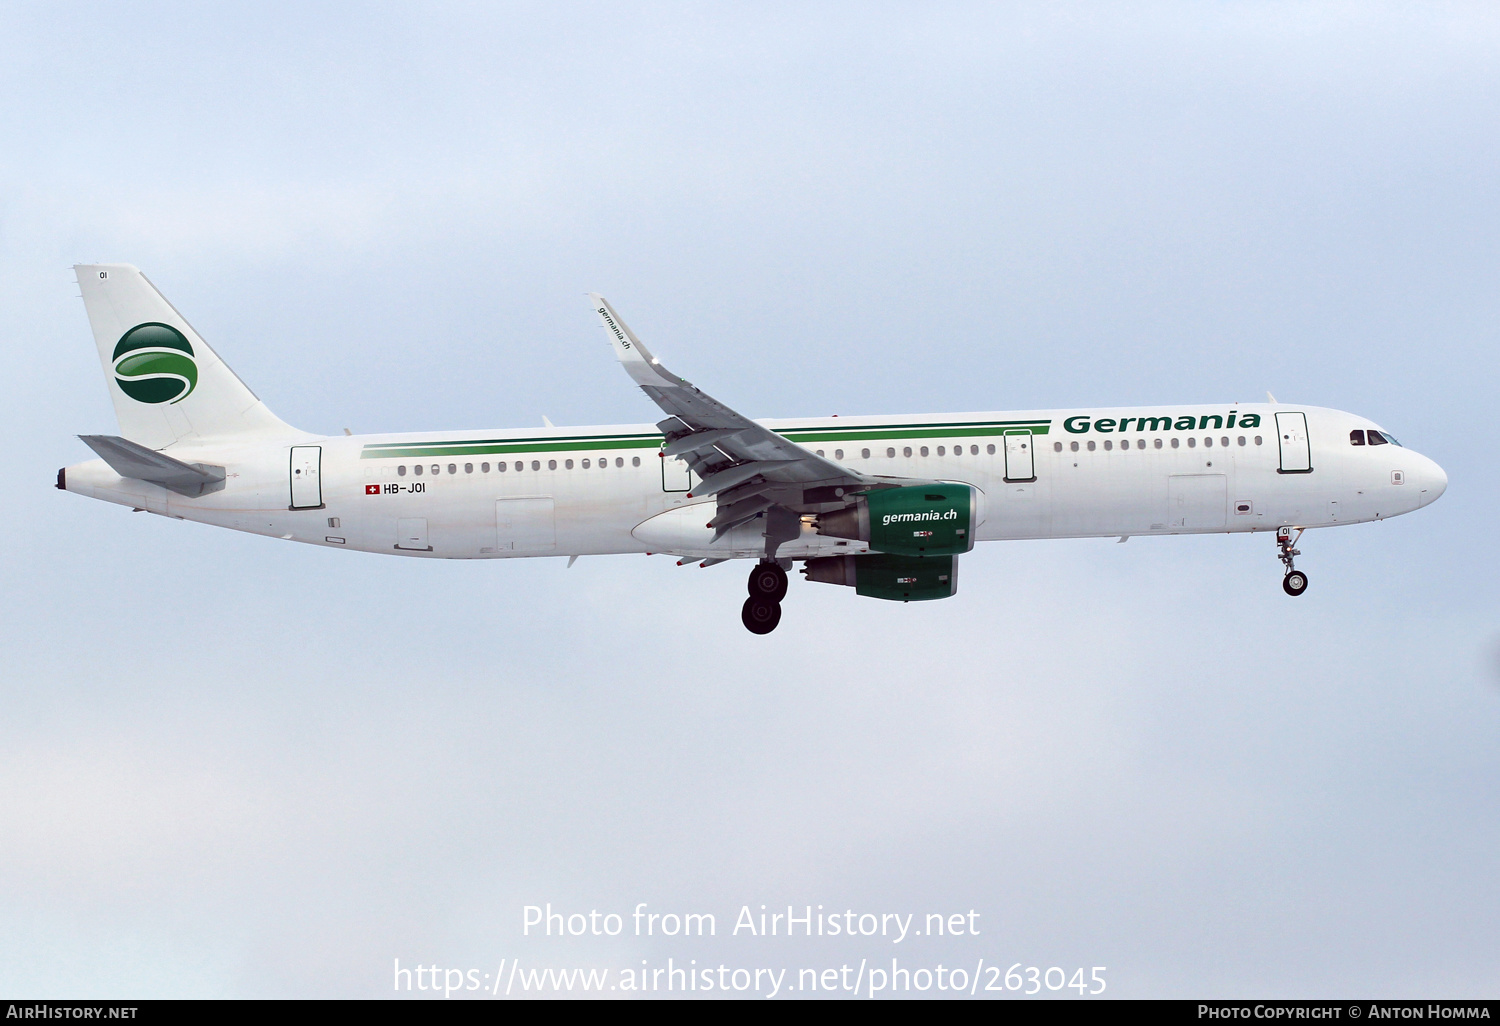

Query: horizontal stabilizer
[{"left": 78, "top": 434, "right": 226, "bottom": 497}]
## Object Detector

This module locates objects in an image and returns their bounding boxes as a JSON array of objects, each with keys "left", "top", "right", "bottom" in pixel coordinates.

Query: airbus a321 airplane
[{"left": 59, "top": 265, "right": 1447, "bottom": 633}]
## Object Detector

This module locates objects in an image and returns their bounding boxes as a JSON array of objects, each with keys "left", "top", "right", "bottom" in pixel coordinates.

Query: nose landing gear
[
  {"left": 742, "top": 560, "right": 789, "bottom": 634},
  {"left": 1277, "top": 527, "right": 1309, "bottom": 596}
]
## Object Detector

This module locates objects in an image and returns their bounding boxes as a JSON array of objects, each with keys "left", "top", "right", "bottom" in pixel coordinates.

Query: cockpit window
[
  {"left": 1349, "top": 430, "right": 1365, "bottom": 445},
  {"left": 1367, "top": 430, "right": 1388, "bottom": 446}
]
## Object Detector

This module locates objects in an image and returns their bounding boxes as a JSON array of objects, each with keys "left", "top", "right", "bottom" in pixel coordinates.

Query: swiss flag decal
[{"left": 365, "top": 484, "right": 380, "bottom": 495}]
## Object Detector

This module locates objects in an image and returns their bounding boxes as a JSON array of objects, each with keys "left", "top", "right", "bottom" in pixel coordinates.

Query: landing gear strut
[
  {"left": 742, "top": 560, "right": 788, "bottom": 634},
  {"left": 1277, "top": 527, "right": 1309, "bottom": 596}
]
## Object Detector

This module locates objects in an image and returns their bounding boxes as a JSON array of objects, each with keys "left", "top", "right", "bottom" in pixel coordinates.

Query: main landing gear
[
  {"left": 742, "top": 560, "right": 788, "bottom": 634},
  {"left": 1277, "top": 527, "right": 1309, "bottom": 596}
]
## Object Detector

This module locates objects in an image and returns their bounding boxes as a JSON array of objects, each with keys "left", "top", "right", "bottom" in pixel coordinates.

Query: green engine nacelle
[
  {"left": 802, "top": 553, "right": 958, "bottom": 602},
  {"left": 815, "top": 483, "right": 975, "bottom": 556}
]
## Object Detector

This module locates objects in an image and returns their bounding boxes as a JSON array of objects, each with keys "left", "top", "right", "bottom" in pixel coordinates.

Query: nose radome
[{"left": 1416, "top": 454, "right": 1447, "bottom": 506}]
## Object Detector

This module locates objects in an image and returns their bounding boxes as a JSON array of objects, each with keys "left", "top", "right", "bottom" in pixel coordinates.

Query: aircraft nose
[{"left": 1415, "top": 453, "right": 1447, "bottom": 506}]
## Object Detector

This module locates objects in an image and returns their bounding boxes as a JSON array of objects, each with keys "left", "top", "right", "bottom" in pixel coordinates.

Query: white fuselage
[{"left": 61, "top": 403, "right": 1446, "bottom": 560}]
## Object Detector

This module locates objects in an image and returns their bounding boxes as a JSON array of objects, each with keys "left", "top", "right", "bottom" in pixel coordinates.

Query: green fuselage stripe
[
  {"left": 358, "top": 420, "right": 1052, "bottom": 459},
  {"left": 783, "top": 423, "right": 1050, "bottom": 444},
  {"left": 362, "top": 437, "right": 659, "bottom": 458}
]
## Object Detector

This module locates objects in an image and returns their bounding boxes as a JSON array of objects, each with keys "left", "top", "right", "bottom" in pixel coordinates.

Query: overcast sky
[{"left": 2, "top": 1, "right": 1497, "bottom": 999}]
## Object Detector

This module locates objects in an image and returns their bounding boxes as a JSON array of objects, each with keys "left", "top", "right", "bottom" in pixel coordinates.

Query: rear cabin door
[
  {"left": 1275, "top": 412, "right": 1312, "bottom": 473},
  {"left": 1003, "top": 431, "right": 1036, "bottom": 482},
  {"left": 289, "top": 445, "right": 323, "bottom": 509},
  {"left": 1168, "top": 474, "right": 1227, "bottom": 529},
  {"left": 496, "top": 497, "right": 556, "bottom": 552}
]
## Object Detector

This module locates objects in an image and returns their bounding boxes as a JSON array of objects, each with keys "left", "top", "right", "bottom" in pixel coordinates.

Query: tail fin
[{"left": 74, "top": 264, "right": 299, "bottom": 449}]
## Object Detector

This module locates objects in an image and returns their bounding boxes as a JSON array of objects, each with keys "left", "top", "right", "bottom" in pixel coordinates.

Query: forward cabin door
[
  {"left": 1003, "top": 430, "right": 1036, "bottom": 482},
  {"left": 1276, "top": 412, "right": 1312, "bottom": 473},
  {"left": 496, "top": 497, "right": 556, "bottom": 553},
  {"left": 289, "top": 445, "right": 323, "bottom": 509}
]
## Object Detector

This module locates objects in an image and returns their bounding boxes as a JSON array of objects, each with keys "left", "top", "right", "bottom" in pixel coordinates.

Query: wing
[{"left": 589, "top": 294, "right": 879, "bottom": 550}]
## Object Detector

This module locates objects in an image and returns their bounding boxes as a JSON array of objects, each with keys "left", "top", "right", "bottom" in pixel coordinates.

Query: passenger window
[
  {"left": 531, "top": 460, "right": 540, "bottom": 471},
  {"left": 431, "top": 465, "right": 440, "bottom": 475},
  {"left": 464, "top": 463, "right": 473, "bottom": 474},
  {"left": 498, "top": 461, "right": 506, "bottom": 472},
  {"left": 1054, "top": 442, "right": 1063, "bottom": 452},
  {"left": 1203, "top": 437, "right": 1212, "bottom": 448},
  {"left": 1104, "top": 439, "right": 1113, "bottom": 451},
  {"left": 547, "top": 459, "right": 556, "bottom": 470},
  {"left": 834, "top": 449, "right": 844, "bottom": 460},
  {"left": 1350, "top": 430, "right": 1366, "bottom": 446},
  {"left": 970, "top": 445, "right": 979, "bottom": 455},
  {"left": 1367, "top": 430, "right": 1388, "bottom": 446},
  {"left": 616, "top": 457, "right": 624, "bottom": 467},
  {"left": 1187, "top": 438, "right": 1196, "bottom": 448},
  {"left": 1154, "top": 438, "right": 1162, "bottom": 449},
  {"left": 1254, "top": 436, "right": 1263, "bottom": 445},
  {"left": 987, "top": 444, "right": 996, "bottom": 455},
  {"left": 816, "top": 449, "right": 825, "bottom": 457},
  {"left": 920, "top": 446, "right": 929, "bottom": 457},
  {"left": 581, "top": 458, "right": 590, "bottom": 468},
  {"left": 398, "top": 465, "right": 407, "bottom": 476},
  {"left": 448, "top": 464, "right": 457, "bottom": 474},
  {"left": 1171, "top": 437, "right": 1180, "bottom": 449},
  {"left": 937, "top": 446, "right": 946, "bottom": 456},
  {"left": 565, "top": 459, "right": 574, "bottom": 469},
  {"left": 481, "top": 462, "right": 490, "bottom": 472},
  {"left": 1070, "top": 441, "right": 1079, "bottom": 452},
  {"left": 1086, "top": 440, "right": 1096, "bottom": 451},
  {"left": 1220, "top": 437, "right": 1228, "bottom": 447},
  {"left": 414, "top": 464, "right": 423, "bottom": 475},
  {"left": 632, "top": 456, "right": 640, "bottom": 466},
  {"left": 1237, "top": 437, "right": 1245, "bottom": 447},
  {"left": 887, "top": 447, "right": 896, "bottom": 458}
]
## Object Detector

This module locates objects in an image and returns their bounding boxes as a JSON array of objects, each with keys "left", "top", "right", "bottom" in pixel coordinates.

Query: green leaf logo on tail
[{"left": 113, "top": 323, "right": 198, "bottom": 404}]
